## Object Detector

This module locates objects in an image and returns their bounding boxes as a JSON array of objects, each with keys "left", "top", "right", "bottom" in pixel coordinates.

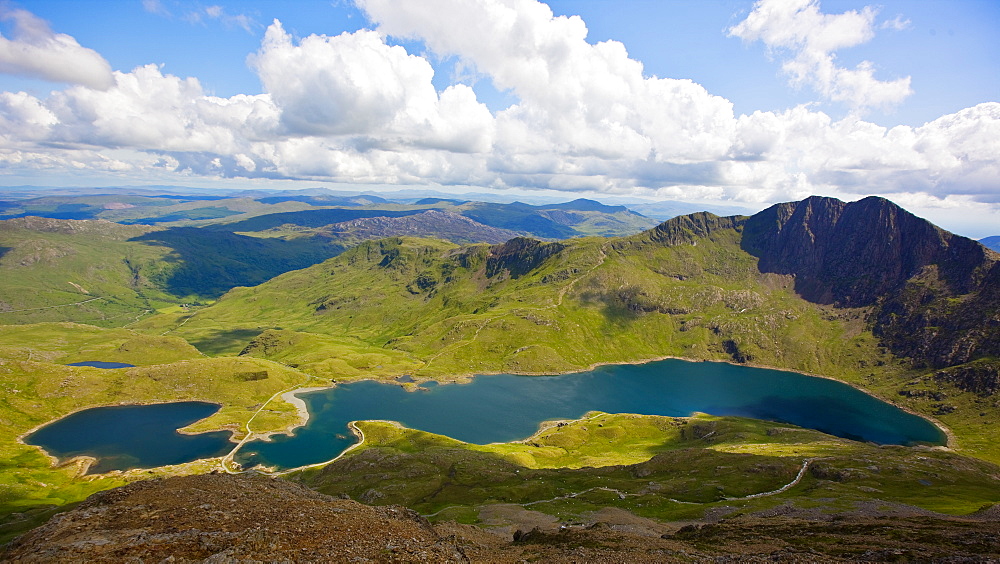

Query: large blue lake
[
  {"left": 234, "top": 359, "right": 945, "bottom": 470},
  {"left": 26, "top": 359, "right": 946, "bottom": 473}
]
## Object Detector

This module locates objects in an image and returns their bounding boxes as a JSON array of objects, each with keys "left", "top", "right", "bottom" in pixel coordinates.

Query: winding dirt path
[
  {"left": 220, "top": 383, "right": 311, "bottom": 473},
  {"left": 421, "top": 456, "right": 817, "bottom": 518},
  {"left": 0, "top": 296, "right": 104, "bottom": 314}
]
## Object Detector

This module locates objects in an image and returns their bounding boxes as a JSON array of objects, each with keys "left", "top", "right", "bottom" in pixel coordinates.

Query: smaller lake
[
  {"left": 66, "top": 361, "right": 136, "bottom": 369},
  {"left": 25, "top": 402, "right": 233, "bottom": 474}
]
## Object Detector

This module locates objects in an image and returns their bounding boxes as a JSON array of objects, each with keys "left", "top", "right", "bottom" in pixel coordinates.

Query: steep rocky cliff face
[
  {"left": 742, "top": 196, "right": 990, "bottom": 307},
  {"left": 486, "top": 237, "right": 566, "bottom": 279},
  {"left": 741, "top": 195, "right": 999, "bottom": 369},
  {"left": 875, "top": 260, "right": 1000, "bottom": 368}
]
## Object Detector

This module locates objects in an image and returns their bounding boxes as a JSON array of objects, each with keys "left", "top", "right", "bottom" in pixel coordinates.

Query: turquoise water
[
  {"left": 234, "top": 359, "right": 945, "bottom": 470},
  {"left": 25, "top": 402, "right": 233, "bottom": 474}
]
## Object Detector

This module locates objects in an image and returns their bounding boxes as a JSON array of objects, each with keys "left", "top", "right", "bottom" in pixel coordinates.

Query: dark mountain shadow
[
  {"left": 0, "top": 246, "right": 10, "bottom": 260},
  {"left": 130, "top": 227, "right": 344, "bottom": 298}
]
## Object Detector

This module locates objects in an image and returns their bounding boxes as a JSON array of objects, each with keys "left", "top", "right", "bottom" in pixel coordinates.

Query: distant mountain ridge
[
  {"left": 0, "top": 189, "right": 657, "bottom": 238},
  {"left": 318, "top": 210, "right": 521, "bottom": 244}
]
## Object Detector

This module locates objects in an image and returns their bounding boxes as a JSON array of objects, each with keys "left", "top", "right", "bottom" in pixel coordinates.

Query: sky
[{"left": 0, "top": 0, "right": 998, "bottom": 236}]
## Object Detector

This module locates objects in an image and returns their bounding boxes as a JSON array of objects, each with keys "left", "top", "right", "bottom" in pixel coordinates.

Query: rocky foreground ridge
[{"left": 4, "top": 473, "right": 1000, "bottom": 563}]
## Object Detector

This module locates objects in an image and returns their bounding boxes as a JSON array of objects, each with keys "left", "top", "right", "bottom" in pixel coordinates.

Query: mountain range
[{"left": 1, "top": 192, "right": 999, "bottom": 557}]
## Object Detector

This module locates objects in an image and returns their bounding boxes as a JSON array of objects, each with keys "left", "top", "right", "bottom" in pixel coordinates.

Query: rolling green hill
[
  {"left": 0, "top": 217, "right": 177, "bottom": 326},
  {"left": 293, "top": 413, "right": 1000, "bottom": 523},
  {"left": 0, "top": 218, "right": 345, "bottom": 326},
  {"left": 0, "top": 192, "right": 658, "bottom": 329}
]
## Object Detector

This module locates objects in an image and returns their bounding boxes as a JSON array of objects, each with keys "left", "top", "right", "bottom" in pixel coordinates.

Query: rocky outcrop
[
  {"left": 741, "top": 196, "right": 991, "bottom": 307},
  {"left": 874, "top": 260, "right": 1000, "bottom": 367},
  {"left": 935, "top": 360, "right": 1000, "bottom": 396},
  {"left": 6, "top": 473, "right": 1000, "bottom": 563},
  {"left": 322, "top": 210, "right": 522, "bottom": 245},
  {"left": 486, "top": 237, "right": 566, "bottom": 279},
  {"left": 1, "top": 473, "right": 467, "bottom": 563},
  {"left": 645, "top": 211, "right": 746, "bottom": 247},
  {"left": 738, "top": 196, "right": 999, "bottom": 368}
]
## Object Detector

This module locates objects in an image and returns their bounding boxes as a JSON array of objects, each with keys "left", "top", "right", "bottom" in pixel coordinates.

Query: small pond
[{"left": 66, "top": 361, "right": 136, "bottom": 369}]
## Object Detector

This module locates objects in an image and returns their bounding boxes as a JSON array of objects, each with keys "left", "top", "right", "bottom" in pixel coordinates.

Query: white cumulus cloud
[
  {"left": 0, "top": 7, "right": 114, "bottom": 90},
  {"left": 0, "top": 1, "right": 997, "bottom": 232},
  {"left": 249, "top": 20, "right": 494, "bottom": 152},
  {"left": 728, "top": 0, "right": 912, "bottom": 112},
  {"left": 358, "top": 0, "right": 738, "bottom": 191}
]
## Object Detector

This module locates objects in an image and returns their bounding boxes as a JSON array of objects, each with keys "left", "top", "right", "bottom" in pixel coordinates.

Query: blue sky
[{"left": 0, "top": 0, "right": 998, "bottom": 235}]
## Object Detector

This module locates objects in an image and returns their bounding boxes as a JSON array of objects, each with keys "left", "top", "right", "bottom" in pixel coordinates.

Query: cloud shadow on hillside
[
  {"left": 129, "top": 227, "right": 343, "bottom": 299},
  {"left": 189, "top": 328, "right": 266, "bottom": 356}
]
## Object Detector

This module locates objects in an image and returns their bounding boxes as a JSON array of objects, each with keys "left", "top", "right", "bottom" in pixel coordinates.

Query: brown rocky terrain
[
  {"left": 320, "top": 210, "right": 523, "bottom": 245},
  {"left": 4, "top": 473, "right": 1000, "bottom": 563}
]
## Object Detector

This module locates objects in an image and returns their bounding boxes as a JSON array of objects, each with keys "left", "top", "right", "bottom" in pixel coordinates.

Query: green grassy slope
[
  {"left": 0, "top": 217, "right": 346, "bottom": 326},
  {"left": 149, "top": 229, "right": 899, "bottom": 382},
  {"left": 4, "top": 203, "right": 999, "bottom": 544},
  {"left": 0, "top": 217, "right": 178, "bottom": 326},
  {"left": 293, "top": 413, "right": 1000, "bottom": 523},
  {"left": 0, "top": 322, "right": 322, "bottom": 542}
]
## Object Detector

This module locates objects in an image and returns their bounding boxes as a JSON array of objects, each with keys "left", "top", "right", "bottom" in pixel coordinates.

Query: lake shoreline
[
  {"left": 21, "top": 354, "right": 952, "bottom": 476},
  {"left": 17, "top": 399, "right": 229, "bottom": 457},
  {"left": 278, "top": 354, "right": 953, "bottom": 448}
]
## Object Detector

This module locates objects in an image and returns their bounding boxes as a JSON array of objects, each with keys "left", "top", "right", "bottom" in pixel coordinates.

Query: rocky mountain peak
[
  {"left": 742, "top": 195, "right": 991, "bottom": 307},
  {"left": 646, "top": 211, "right": 746, "bottom": 246}
]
